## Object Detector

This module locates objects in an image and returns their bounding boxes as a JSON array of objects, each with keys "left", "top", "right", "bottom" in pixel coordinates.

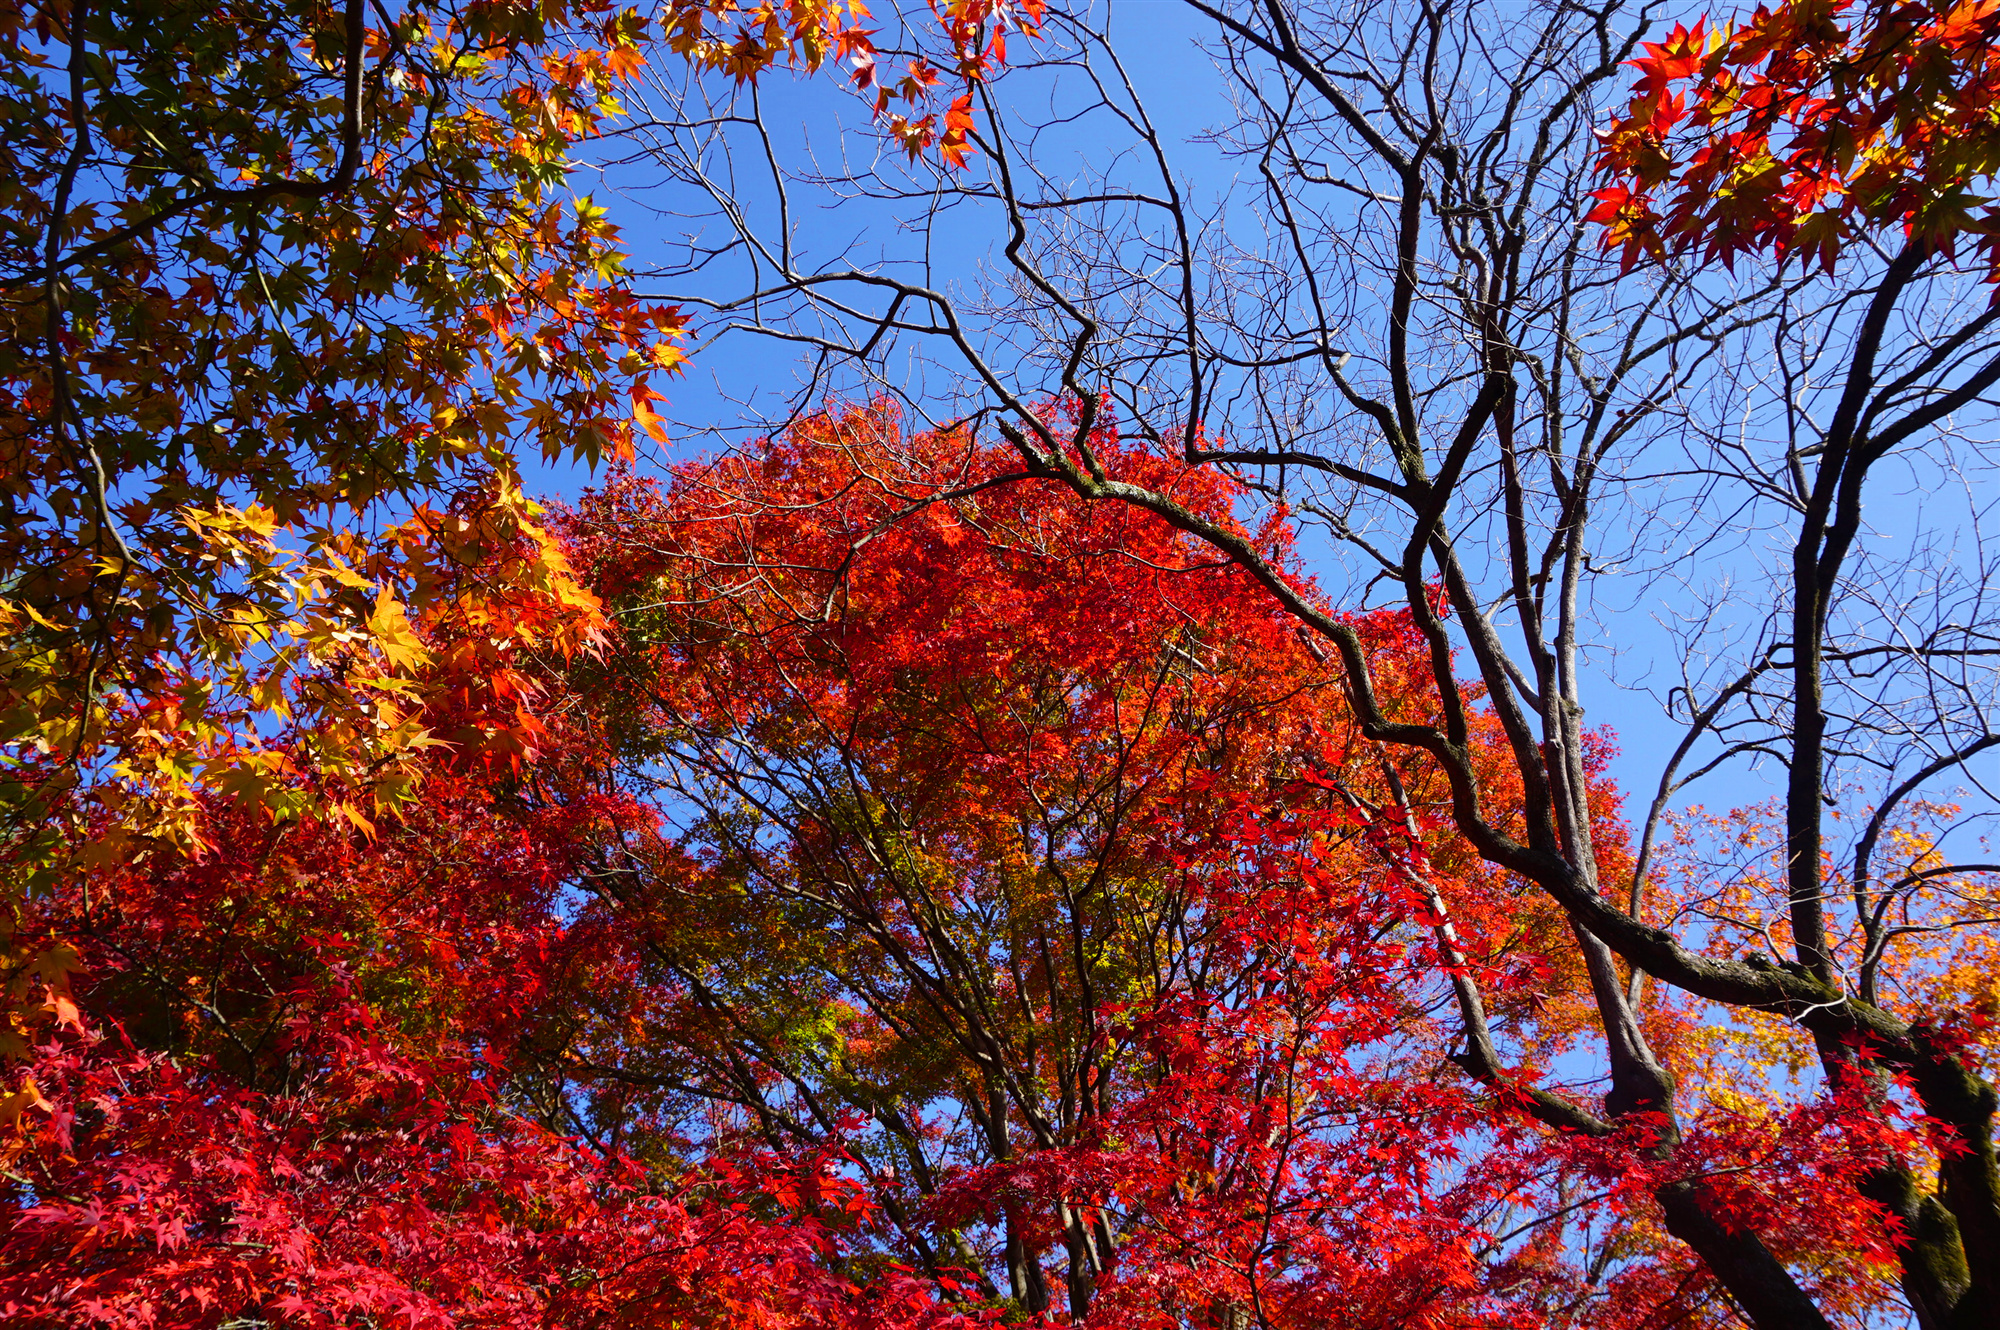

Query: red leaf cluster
[{"left": 1593, "top": 0, "right": 2000, "bottom": 274}]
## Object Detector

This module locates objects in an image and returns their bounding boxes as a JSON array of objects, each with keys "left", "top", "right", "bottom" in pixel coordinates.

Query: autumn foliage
[
  {"left": 5, "top": 763, "right": 992, "bottom": 1328},
  {"left": 0, "top": 0, "right": 1021, "bottom": 1027},
  {"left": 10, "top": 0, "right": 2000, "bottom": 1326},
  {"left": 0, "top": 399, "right": 1962, "bottom": 1326},
  {"left": 1594, "top": 0, "right": 2000, "bottom": 273}
]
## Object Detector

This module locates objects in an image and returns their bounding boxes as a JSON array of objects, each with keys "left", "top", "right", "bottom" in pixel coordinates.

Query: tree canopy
[{"left": 8, "top": 1, "right": 2000, "bottom": 1328}]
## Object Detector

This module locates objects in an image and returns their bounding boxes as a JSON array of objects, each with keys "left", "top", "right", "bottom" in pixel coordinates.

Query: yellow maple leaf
[{"left": 367, "top": 589, "right": 431, "bottom": 674}]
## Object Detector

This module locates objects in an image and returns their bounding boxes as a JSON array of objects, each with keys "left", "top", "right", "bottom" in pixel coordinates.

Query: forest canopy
[{"left": 6, "top": 1, "right": 2000, "bottom": 1328}]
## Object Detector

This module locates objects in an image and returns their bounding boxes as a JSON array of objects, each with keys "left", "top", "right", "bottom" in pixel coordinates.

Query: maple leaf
[
  {"left": 939, "top": 93, "right": 977, "bottom": 169},
  {"left": 366, "top": 589, "right": 429, "bottom": 675},
  {"left": 632, "top": 383, "right": 672, "bottom": 445},
  {"left": 606, "top": 43, "right": 649, "bottom": 80}
]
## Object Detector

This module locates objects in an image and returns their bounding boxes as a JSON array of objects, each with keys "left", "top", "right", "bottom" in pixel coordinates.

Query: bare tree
[{"left": 597, "top": 1, "right": 2000, "bottom": 1324}]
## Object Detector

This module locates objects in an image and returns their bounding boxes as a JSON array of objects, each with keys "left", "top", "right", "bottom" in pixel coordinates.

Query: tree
[
  {"left": 538, "top": 407, "right": 1898, "bottom": 1327},
  {"left": 0, "top": 3, "right": 1043, "bottom": 1318},
  {"left": 548, "top": 404, "right": 1352, "bottom": 1320},
  {"left": 1, "top": 737, "right": 1005, "bottom": 1327},
  {"left": 0, "top": 0, "right": 1021, "bottom": 1058},
  {"left": 607, "top": 0, "right": 2000, "bottom": 1324},
  {"left": 2, "top": 0, "right": 647, "bottom": 879},
  {"left": 551, "top": 402, "right": 1360, "bottom": 1319}
]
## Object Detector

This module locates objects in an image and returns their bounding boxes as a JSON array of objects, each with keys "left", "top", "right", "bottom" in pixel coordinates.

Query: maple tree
[
  {"left": 3, "top": 0, "right": 662, "bottom": 891},
  {"left": 0, "top": 408, "right": 1479, "bottom": 1325},
  {"left": 2, "top": 748, "right": 997, "bottom": 1327},
  {"left": 0, "top": 0, "right": 1030, "bottom": 1058},
  {"left": 551, "top": 404, "right": 1373, "bottom": 1321}
]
